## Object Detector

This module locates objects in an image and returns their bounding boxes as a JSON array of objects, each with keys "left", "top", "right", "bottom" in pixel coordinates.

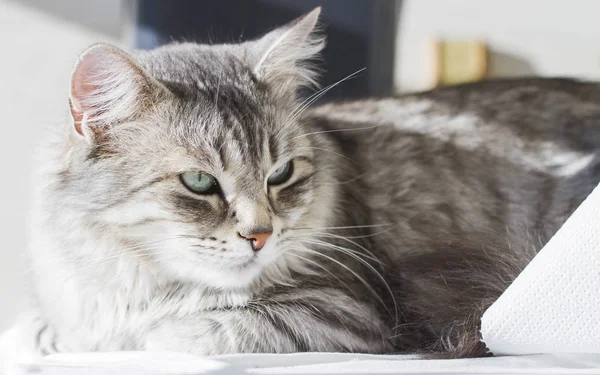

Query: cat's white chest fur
[{"left": 31, "top": 233, "right": 252, "bottom": 352}]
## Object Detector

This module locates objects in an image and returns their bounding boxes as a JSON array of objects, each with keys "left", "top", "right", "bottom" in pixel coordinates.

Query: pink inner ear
[
  {"left": 68, "top": 47, "right": 110, "bottom": 136},
  {"left": 69, "top": 59, "right": 88, "bottom": 135},
  {"left": 69, "top": 98, "right": 84, "bottom": 135},
  {"left": 68, "top": 44, "right": 160, "bottom": 140}
]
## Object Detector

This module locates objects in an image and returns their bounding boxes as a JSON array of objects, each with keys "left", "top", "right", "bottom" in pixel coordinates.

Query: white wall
[
  {"left": 395, "top": 0, "right": 600, "bottom": 92},
  {"left": 0, "top": 1, "right": 120, "bottom": 332}
]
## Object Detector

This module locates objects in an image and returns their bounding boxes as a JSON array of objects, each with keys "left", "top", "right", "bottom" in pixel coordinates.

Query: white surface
[
  {"left": 3, "top": 325, "right": 600, "bottom": 375},
  {"left": 216, "top": 352, "right": 600, "bottom": 374},
  {"left": 0, "top": 0, "right": 120, "bottom": 332},
  {"left": 9, "top": 351, "right": 600, "bottom": 375},
  {"left": 16, "top": 353, "right": 235, "bottom": 375},
  {"left": 395, "top": 0, "right": 600, "bottom": 92},
  {"left": 481, "top": 182, "right": 600, "bottom": 355}
]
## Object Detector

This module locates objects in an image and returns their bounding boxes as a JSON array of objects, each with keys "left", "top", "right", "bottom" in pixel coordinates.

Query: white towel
[{"left": 481, "top": 182, "right": 600, "bottom": 355}]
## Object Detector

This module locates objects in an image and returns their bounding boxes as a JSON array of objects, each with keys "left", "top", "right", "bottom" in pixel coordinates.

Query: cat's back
[
  {"left": 309, "top": 78, "right": 600, "bottom": 155},
  {"left": 308, "top": 78, "right": 600, "bottom": 179},
  {"left": 307, "top": 78, "right": 600, "bottom": 253}
]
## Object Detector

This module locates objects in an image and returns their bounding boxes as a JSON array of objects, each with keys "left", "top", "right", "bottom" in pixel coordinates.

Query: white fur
[{"left": 313, "top": 98, "right": 596, "bottom": 177}]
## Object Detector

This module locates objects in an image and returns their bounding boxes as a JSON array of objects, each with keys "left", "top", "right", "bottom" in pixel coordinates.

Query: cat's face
[
  {"left": 94, "top": 78, "right": 328, "bottom": 288},
  {"left": 58, "top": 9, "right": 333, "bottom": 289}
]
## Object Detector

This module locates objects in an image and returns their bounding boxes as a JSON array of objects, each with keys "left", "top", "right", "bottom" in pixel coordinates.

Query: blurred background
[{"left": 2, "top": 0, "right": 600, "bottom": 331}]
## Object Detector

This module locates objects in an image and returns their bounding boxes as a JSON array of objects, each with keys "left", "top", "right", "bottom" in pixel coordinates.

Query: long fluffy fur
[
  {"left": 27, "top": 9, "right": 600, "bottom": 359},
  {"left": 393, "top": 235, "right": 537, "bottom": 358}
]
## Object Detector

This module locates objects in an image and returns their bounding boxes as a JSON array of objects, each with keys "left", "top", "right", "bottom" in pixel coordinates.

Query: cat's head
[{"left": 47, "top": 8, "right": 337, "bottom": 289}]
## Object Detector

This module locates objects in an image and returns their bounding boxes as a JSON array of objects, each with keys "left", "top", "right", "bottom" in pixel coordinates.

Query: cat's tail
[{"left": 391, "top": 234, "right": 537, "bottom": 358}]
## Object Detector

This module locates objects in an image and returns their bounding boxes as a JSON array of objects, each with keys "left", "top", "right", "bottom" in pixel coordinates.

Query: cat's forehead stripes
[
  {"left": 135, "top": 46, "right": 302, "bottom": 175},
  {"left": 215, "top": 97, "right": 268, "bottom": 172}
]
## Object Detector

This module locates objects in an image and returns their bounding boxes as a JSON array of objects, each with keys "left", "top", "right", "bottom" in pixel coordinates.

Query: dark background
[{"left": 135, "top": 0, "right": 400, "bottom": 101}]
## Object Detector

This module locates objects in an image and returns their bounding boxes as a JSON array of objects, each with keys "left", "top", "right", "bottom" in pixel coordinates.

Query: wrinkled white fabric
[{"left": 481, "top": 182, "right": 600, "bottom": 355}]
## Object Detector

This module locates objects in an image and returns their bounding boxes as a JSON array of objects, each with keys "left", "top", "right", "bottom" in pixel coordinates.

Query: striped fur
[{"left": 29, "top": 8, "right": 600, "bottom": 358}]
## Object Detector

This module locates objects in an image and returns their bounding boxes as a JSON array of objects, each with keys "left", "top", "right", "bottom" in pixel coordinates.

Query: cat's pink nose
[{"left": 240, "top": 232, "right": 272, "bottom": 251}]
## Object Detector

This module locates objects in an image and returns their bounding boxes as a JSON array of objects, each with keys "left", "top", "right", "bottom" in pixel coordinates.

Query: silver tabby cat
[{"left": 28, "top": 8, "right": 600, "bottom": 358}]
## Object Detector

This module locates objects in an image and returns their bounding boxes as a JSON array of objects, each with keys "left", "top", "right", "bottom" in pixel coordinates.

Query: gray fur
[{"left": 28, "top": 8, "right": 600, "bottom": 358}]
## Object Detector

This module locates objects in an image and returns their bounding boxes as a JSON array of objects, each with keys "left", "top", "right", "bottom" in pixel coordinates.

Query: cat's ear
[
  {"left": 251, "top": 7, "right": 324, "bottom": 91},
  {"left": 69, "top": 43, "right": 165, "bottom": 141}
]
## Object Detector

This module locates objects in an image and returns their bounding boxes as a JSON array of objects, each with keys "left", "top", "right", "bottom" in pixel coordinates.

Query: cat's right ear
[
  {"left": 251, "top": 7, "right": 324, "bottom": 93},
  {"left": 69, "top": 43, "right": 165, "bottom": 142}
]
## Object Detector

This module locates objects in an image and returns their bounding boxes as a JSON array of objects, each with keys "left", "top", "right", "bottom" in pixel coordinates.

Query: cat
[{"left": 26, "top": 7, "right": 600, "bottom": 358}]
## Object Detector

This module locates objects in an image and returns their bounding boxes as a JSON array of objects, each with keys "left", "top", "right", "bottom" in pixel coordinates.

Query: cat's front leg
[
  {"left": 145, "top": 311, "right": 247, "bottom": 355},
  {"left": 145, "top": 288, "right": 392, "bottom": 355}
]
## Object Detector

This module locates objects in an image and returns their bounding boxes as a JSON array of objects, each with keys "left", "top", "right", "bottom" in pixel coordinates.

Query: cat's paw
[
  {"left": 31, "top": 318, "right": 66, "bottom": 355},
  {"left": 8, "top": 311, "right": 65, "bottom": 357},
  {"left": 145, "top": 316, "right": 235, "bottom": 355}
]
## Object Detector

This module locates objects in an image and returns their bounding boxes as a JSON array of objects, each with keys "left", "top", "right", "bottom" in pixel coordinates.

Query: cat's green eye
[
  {"left": 267, "top": 161, "right": 294, "bottom": 186},
  {"left": 180, "top": 171, "right": 219, "bottom": 194}
]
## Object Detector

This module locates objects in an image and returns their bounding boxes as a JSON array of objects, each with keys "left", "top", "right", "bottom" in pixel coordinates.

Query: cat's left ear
[
  {"left": 69, "top": 43, "right": 168, "bottom": 142},
  {"left": 251, "top": 7, "right": 325, "bottom": 92}
]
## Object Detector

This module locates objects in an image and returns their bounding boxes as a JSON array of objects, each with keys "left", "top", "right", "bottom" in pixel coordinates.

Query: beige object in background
[{"left": 428, "top": 39, "right": 487, "bottom": 88}]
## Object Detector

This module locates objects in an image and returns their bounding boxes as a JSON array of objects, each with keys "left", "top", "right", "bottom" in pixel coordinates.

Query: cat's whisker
[
  {"left": 286, "top": 252, "right": 347, "bottom": 287},
  {"left": 56, "top": 248, "right": 161, "bottom": 274},
  {"left": 285, "top": 236, "right": 381, "bottom": 265},
  {"left": 44, "top": 246, "right": 152, "bottom": 265},
  {"left": 313, "top": 225, "right": 400, "bottom": 240},
  {"left": 119, "top": 233, "right": 203, "bottom": 240},
  {"left": 336, "top": 171, "right": 371, "bottom": 185},
  {"left": 297, "top": 146, "right": 356, "bottom": 163},
  {"left": 293, "top": 123, "right": 382, "bottom": 139},
  {"left": 286, "top": 234, "right": 401, "bottom": 327},
  {"left": 280, "top": 68, "right": 366, "bottom": 132},
  {"left": 298, "top": 238, "right": 398, "bottom": 311},
  {"left": 282, "top": 71, "right": 354, "bottom": 127},
  {"left": 286, "top": 245, "right": 390, "bottom": 316},
  {"left": 48, "top": 236, "right": 203, "bottom": 270},
  {"left": 283, "top": 84, "right": 331, "bottom": 125},
  {"left": 53, "top": 247, "right": 183, "bottom": 284},
  {"left": 282, "top": 86, "right": 333, "bottom": 128},
  {"left": 291, "top": 223, "right": 395, "bottom": 231}
]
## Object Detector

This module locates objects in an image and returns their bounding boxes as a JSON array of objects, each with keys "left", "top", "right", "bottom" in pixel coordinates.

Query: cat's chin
[{"left": 161, "top": 257, "right": 265, "bottom": 290}]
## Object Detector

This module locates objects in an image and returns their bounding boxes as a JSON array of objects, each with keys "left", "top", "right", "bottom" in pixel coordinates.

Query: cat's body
[{"left": 27, "top": 9, "right": 600, "bottom": 358}]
